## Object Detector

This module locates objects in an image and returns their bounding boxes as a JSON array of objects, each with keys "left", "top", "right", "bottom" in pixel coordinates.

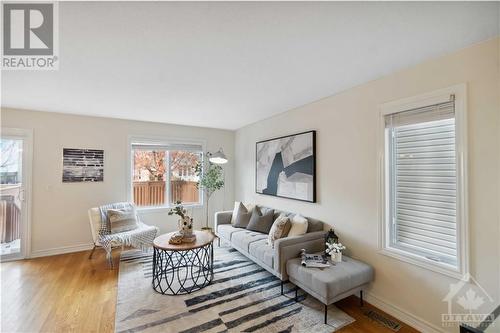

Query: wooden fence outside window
[{"left": 133, "top": 180, "right": 199, "bottom": 206}]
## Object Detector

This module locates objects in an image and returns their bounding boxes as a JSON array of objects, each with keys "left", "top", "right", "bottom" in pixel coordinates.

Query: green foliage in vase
[{"left": 168, "top": 201, "right": 187, "bottom": 219}]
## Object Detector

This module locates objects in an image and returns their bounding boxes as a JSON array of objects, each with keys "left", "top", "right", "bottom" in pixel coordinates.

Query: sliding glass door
[{"left": 0, "top": 129, "right": 32, "bottom": 261}]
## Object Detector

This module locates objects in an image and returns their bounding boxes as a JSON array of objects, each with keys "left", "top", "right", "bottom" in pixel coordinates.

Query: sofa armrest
[
  {"left": 274, "top": 231, "right": 326, "bottom": 280},
  {"left": 214, "top": 210, "right": 233, "bottom": 232}
]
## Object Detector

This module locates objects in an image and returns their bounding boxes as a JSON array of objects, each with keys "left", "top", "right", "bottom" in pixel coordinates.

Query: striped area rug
[{"left": 115, "top": 246, "right": 354, "bottom": 332}]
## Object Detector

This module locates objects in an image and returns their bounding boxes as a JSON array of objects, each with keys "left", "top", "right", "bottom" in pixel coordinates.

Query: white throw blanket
[{"left": 98, "top": 202, "right": 158, "bottom": 259}]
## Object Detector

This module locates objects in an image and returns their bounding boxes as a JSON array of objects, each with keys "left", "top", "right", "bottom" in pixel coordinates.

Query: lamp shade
[{"left": 209, "top": 149, "right": 228, "bottom": 164}]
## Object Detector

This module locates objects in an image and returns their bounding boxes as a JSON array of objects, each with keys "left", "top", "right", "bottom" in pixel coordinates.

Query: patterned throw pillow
[
  {"left": 287, "top": 214, "right": 308, "bottom": 237},
  {"left": 108, "top": 208, "right": 139, "bottom": 234},
  {"left": 246, "top": 207, "right": 275, "bottom": 234},
  {"left": 267, "top": 214, "right": 291, "bottom": 248}
]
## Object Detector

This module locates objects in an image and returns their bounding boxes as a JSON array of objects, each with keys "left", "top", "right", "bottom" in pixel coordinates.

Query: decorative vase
[
  {"left": 331, "top": 252, "right": 342, "bottom": 263},
  {"left": 178, "top": 216, "right": 193, "bottom": 237}
]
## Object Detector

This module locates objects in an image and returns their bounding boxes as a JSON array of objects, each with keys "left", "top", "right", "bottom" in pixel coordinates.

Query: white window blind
[{"left": 385, "top": 100, "right": 458, "bottom": 267}]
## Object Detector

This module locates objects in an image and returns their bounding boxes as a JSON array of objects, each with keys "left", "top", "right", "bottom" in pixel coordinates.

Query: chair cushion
[
  {"left": 286, "top": 254, "right": 374, "bottom": 304},
  {"left": 217, "top": 224, "right": 245, "bottom": 241},
  {"left": 231, "top": 230, "right": 267, "bottom": 252},
  {"left": 246, "top": 207, "right": 274, "bottom": 234},
  {"left": 249, "top": 239, "right": 274, "bottom": 268}
]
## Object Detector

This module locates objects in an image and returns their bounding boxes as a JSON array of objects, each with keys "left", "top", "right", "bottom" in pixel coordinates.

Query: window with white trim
[
  {"left": 380, "top": 85, "right": 467, "bottom": 277},
  {"left": 130, "top": 141, "right": 203, "bottom": 208}
]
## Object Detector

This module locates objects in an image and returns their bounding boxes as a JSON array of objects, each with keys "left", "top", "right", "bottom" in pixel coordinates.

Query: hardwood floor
[{"left": 1, "top": 250, "right": 419, "bottom": 333}]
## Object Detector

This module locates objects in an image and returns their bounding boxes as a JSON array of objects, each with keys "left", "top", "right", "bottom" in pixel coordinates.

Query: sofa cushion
[
  {"left": 217, "top": 224, "right": 245, "bottom": 241},
  {"left": 288, "top": 214, "right": 308, "bottom": 236},
  {"left": 249, "top": 239, "right": 274, "bottom": 268},
  {"left": 246, "top": 207, "right": 275, "bottom": 234},
  {"left": 267, "top": 214, "right": 291, "bottom": 248},
  {"left": 231, "top": 202, "right": 254, "bottom": 228},
  {"left": 234, "top": 209, "right": 253, "bottom": 229},
  {"left": 286, "top": 254, "right": 374, "bottom": 305},
  {"left": 231, "top": 230, "right": 267, "bottom": 252},
  {"left": 261, "top": 205, "right": 325, "bottom": 234}
]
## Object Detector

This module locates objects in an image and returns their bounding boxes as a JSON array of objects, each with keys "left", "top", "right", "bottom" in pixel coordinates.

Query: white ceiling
[{"left": 1, "top": 2, "right": 499, "bottom": 130}]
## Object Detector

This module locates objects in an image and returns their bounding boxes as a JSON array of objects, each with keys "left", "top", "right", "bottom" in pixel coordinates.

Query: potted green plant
[{"left": 195, "top": 161, "right": 224, "bottom": 232}]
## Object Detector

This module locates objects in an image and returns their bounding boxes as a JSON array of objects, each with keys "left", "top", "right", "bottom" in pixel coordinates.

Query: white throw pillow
[
  {"left": 108, "top": 207, "right": 139, "bottom": 234},
  {"left": 288, "top": 214, "right": 308, "bottom": 236}
]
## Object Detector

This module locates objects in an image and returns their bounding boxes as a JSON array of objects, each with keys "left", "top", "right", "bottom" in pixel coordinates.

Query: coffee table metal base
[{"left": 152, "top": 243, "right": 213, "bottom": 295}]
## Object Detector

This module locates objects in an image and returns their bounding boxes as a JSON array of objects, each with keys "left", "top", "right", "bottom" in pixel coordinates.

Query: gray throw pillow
[
  {"left": 246, "top": 207, "right": 275, "bottom": 234},
  {"left": 233, "top": 209, "right": 252, "bottom": 228}
]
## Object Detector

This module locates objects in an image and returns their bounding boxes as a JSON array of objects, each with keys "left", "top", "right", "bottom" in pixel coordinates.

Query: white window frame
[
  {"left": 127, "top": 135, "right": 206, "bottom": 212},
  {"left": 378, "top": 84, "right": 468, "bottom": 279}
]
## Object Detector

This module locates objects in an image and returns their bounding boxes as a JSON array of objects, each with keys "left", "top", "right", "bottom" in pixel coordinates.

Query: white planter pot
[
  {"left": 331, "top": 252, "right": 342, "bottom": 263},
  {"left": 178, "top": 217, "right": 193, "bottom": 237}
]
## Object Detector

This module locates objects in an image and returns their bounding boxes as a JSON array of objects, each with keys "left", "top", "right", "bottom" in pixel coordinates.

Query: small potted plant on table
[{"left": 168, "top": 201, "right": 195, "bottom": 243}]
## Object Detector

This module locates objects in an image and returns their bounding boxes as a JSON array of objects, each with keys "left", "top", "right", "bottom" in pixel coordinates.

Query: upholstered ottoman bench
[{"left": 286, "top": 254, "right": 374, "bottom": 324}]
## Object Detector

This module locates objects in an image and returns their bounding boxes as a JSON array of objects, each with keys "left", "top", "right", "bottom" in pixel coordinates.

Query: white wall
[
  {"left": 235, "top": 38, "right": 500, "bottom": 332},
  {"left": 0, "top": 109, "right": 234, "bottom": 257}
]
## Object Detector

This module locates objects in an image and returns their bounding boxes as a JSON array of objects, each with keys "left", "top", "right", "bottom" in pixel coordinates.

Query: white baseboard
[
  {"left": 29, "top": 243, "right": 94, "bottom": 258},
  {"left": 365, "top": 292, "right": 445, "bottom": 333}
]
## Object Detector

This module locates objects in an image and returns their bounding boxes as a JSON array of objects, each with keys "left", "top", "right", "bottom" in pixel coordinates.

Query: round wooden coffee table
[{"left": 152, "top": 230, "right": 215, "bottom": 295}]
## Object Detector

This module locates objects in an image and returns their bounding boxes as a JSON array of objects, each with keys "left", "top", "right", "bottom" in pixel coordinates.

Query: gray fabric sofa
[{"left": 214, "top": 207, "right": 326, "bottom": 281}]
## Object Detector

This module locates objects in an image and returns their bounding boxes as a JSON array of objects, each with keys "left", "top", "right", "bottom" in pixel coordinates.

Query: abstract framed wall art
[
  {"left": 255, "top": 130, "right": 316, "bottom": 202},
  {"left": 62, "top": 148, "right": 104, "bottom": 182}
]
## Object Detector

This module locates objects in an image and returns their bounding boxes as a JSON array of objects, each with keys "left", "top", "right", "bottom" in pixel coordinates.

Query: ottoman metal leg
[
  {"left": 281, "top": 281, "right": 284, "bottom": 295},
  {"left": 324, "top": 304, "right": 328, "bottom": 324},
  {"left": 360, "top": 290, "right": 364, "bottom": 307}
]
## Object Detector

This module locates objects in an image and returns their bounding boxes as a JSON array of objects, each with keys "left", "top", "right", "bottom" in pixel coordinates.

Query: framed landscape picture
[
  {"left": 62, "top": 148, "right": 104, "bottom": 182},
  {"left": 255, "top": 130, "right": 316, "bottom": 202}
]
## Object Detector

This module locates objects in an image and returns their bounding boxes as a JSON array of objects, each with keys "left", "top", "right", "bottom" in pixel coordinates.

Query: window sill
[
  {"left": 137, "top": 204, "right": 204, "bottom": 214},
  {"left": 379, "top": 246, "right": 464, "bottom": 280}
]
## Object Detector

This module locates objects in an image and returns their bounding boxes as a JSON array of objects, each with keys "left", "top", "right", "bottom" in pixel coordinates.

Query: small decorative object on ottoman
[
  {"left": 287, "top": 253, "right": 374, "bottom": 324},
  {"left": 326, "top": 242, "right": 346, "bottom": 263},
  {"left": 325, "top": 228, "right": 339, "bottom": 254}
]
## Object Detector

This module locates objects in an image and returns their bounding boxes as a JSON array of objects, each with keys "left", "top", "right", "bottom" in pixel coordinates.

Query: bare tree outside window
[
  {"left": 132, "top": 149, "right": 201, "bottom": 207},
  {"left": 0, "top": 140, "right": 21, "bottom": 184}
]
